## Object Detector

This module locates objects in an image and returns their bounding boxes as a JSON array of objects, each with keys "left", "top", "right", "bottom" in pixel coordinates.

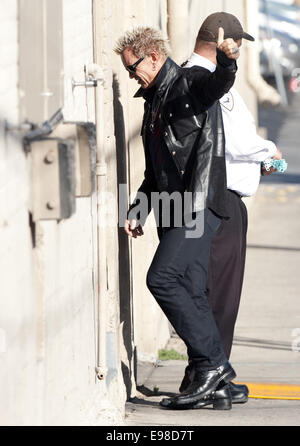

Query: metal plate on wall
[
  {"left": 51, "top": 122, "right": 96, "bottom": 197},
  {"left": 30, "top": 138, "right": 76, "bottom": 221}
]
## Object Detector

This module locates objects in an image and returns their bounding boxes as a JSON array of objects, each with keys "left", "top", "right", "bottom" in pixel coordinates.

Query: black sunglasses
[{"left": 126, "top": 56, "right": 145, "bottom": 74}]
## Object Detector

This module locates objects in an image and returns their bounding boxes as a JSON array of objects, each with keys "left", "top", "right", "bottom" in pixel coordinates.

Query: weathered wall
[
  {"left": 0, "top": 0, "right": 37, "bottom": 426},
  {"left": 0, "top": 0, "right": 125, "bottom": 426},
  {"left": 0, "top": 0, "right": 172, "bottom": 425},
  {"left": 0, "top": 0, "right": 260, "bottom": 425}
]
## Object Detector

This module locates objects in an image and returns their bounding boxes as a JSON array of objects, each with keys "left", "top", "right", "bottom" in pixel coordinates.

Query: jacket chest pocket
[{"left": 163, "top": 98, "right": 203, "bottom": 141}]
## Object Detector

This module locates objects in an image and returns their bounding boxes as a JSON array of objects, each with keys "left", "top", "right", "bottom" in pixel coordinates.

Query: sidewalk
[{"left": 125, "top": 178, "right": 300, "bottom": 427}]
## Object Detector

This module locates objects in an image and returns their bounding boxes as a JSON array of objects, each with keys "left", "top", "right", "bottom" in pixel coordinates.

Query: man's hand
[
  {"left": 124, "top": 219, "right": 144, "bottom": 238},
  {"left": 217, "top": 27, "right": 240, "bottom": 60},
  {"left": 261, "top": 147, "right": 282, "bottom": 175},
  {"left": 273, "top": 147, "right": 282, "bottom": 160}
]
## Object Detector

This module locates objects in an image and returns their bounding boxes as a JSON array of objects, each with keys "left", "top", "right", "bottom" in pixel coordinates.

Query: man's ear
[{"left": 148, "top": 51, "right": 160, "bottom": 63}]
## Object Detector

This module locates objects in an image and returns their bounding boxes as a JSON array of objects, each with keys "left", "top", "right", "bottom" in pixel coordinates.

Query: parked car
[
  {"left": 259, "top": 27, "right": 300, "bottom": 78},
  {"left": 259, "top": 2, "right": 300, "bottom": 41},
  {"left": 260, "top": 0, "right": 300, "bottom": 25},
  {"left": 259, "top": 0, "right": 300, "bottom": 80}
]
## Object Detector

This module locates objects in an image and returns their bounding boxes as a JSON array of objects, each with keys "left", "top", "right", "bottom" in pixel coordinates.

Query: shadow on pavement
[
  {"left": 136, "top": 385, "right": 178, "bottom": 399},
  {"left": 128, "top": 397, "right": 160, "bottom": 407}
]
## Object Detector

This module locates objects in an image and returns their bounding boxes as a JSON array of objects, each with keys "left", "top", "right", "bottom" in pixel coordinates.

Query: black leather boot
[
  {"left": 179, "top": 362, "right": 248, "bottom": 404},
  {"left": 161, "top": 361, "right": 236, "bottom": 409},
  {"left": 161, "top": 383, "right": 232, "bottom": 411},
  {"left": 229, "top": 382, "right": 249, "bottom": 403}
]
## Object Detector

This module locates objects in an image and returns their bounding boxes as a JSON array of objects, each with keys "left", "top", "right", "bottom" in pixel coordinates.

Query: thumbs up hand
[
  {"left": 217, "top": 27, "right": 225, "bottom": 47},
  {"left": 217, "top": 27, "right": 240, "bottom": 60}
]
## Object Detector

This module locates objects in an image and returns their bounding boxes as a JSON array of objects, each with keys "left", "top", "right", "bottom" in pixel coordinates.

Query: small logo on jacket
[{"left": 220, "top": 92, "right": 234, "bottom": 111}]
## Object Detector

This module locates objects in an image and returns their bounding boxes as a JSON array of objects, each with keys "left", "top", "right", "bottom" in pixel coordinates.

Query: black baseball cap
[{"left": 197, "top": 12, "right": 255, "bottom": 42}]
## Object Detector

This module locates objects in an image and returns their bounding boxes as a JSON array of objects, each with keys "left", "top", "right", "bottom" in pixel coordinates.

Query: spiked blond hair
[{"left": 114, "top": 26, "right": 170, "bottom": 57}]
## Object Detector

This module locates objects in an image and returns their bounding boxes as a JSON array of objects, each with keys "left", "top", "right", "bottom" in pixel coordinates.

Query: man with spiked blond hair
[{"left": 115, "top": 26, "right": 241, "bottom": 410}]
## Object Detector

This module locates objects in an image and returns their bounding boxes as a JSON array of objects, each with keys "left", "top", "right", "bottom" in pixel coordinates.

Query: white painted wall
[
  {"left": 0, "top": 0, "right": 37, "bottom": 426},
  {"left": 0, "top": 0, "right": 260, "bottom": 425},
  {"left": 0, "top": 0, "right": 125, "bottom": 426}
]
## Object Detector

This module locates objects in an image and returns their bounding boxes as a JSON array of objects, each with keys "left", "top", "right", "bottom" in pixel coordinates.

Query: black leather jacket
[{"left": 128, "top": 52, "right": 237, "bottom": 222}]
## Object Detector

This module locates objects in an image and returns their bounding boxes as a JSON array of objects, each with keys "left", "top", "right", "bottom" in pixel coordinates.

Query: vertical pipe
[
  {"left": 42, "top": 0, "right": 48, "bottom": 119},
  {"left": 91, "top": 0, "right": 107, "bottom": 381}
]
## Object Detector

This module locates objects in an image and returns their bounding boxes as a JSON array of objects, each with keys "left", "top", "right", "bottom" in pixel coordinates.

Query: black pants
[
  {"left": 147, "top": 208, "right": 228, "bottom": 371},
  {"left": 185, "top": 190, "right": 248, "bottom": 360},
  {"left": 206, "top": 190, "right": 248, "bottom": 359}
]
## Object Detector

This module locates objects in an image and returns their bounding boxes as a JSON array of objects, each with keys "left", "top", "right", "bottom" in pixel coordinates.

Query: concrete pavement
[{"left": 125, "top": 93, "right": 300, "bottom": 427}]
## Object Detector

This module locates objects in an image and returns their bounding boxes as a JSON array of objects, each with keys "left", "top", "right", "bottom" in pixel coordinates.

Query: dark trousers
[
  {"left": 147, "top": 208, "right": 228, "bottom": 371},
  {"left": 184, "top": 190, "right": 248, "bottom": 361},
  {"left": 206, "top": 190, "right": 248, "bottom": 359}
]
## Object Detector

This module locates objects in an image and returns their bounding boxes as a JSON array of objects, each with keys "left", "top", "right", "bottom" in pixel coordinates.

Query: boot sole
[
  {"left": 160, "top": 397, "right": 232, "bottom": 411},
  {"left": 192, "top": 398, "right": 232, "bottom": 411}
]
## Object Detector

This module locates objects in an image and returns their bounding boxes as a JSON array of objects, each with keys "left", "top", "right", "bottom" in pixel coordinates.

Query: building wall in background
[
  {"left": 0, "top": 0, "right": 259, "bottom": 425},
  {"left": 0, "top": 0, "right": 170, "bottom": 426},
  {"left": 0, "top": 0, "right": 36, "bottom": 426},
  {"left": 0, "top": 0, "right": 125, "bottom": 426}
]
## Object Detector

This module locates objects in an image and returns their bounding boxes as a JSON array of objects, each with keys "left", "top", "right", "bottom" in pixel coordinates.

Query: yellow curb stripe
[
  {"left": 235, "top": 382, "right": 300, "bottom": 400},
  {"left": 249, "top": 395, "right": 300, "bottom": 400}
]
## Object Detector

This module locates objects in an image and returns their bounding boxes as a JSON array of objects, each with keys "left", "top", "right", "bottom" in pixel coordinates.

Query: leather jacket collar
[{"left": 133, "top": 57, "right": 179, "bottom": 101}]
